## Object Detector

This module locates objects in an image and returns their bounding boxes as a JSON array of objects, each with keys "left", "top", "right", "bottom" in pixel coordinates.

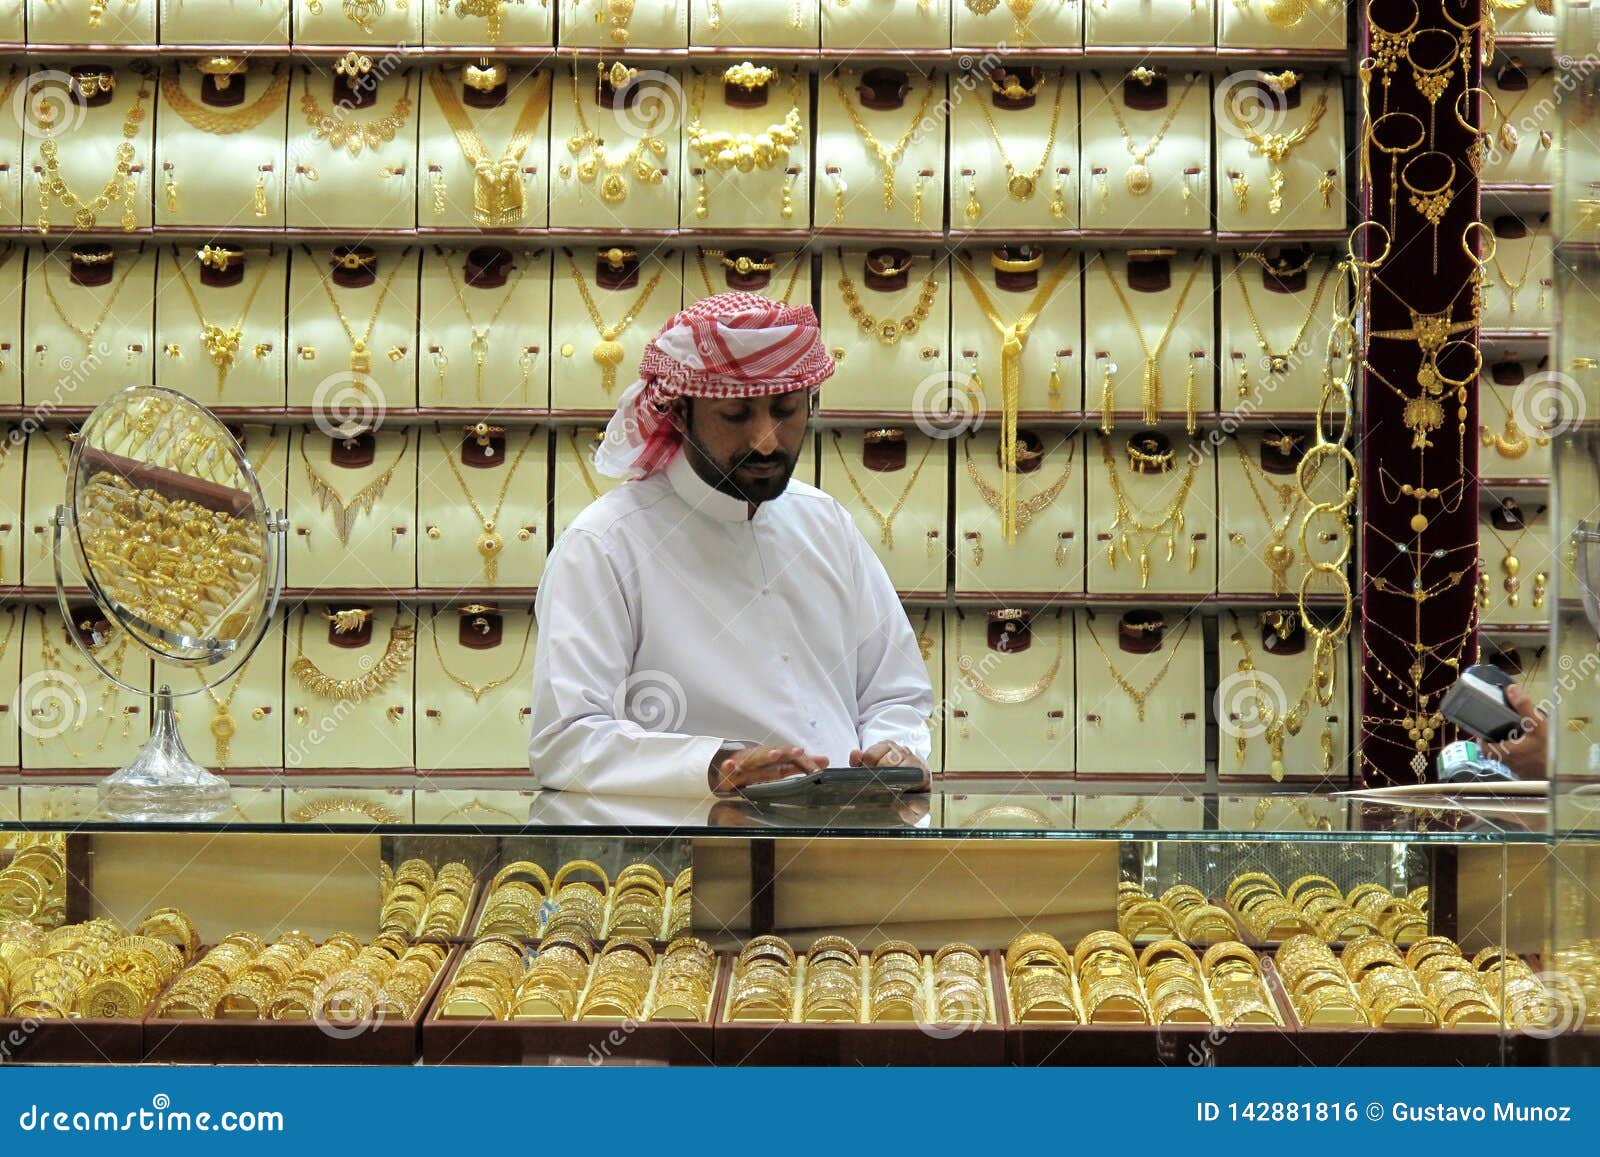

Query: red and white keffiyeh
[{"left": 593, "top": 291, "right": 834, "bottom": 479}]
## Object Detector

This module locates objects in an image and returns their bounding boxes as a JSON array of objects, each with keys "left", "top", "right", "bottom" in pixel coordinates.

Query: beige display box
[
  {"left": 815, "top": 71, "right": 948, "bottom": 232},
  {"left": 287, "top": 427, "right": 418, "bottom": 590},
  {"left": 424, "top": 0, "right": 553, "bottom": 44},
  {"left": 155, "top": 62, "right": 289, "bottom": 228},
  {"left": 232, "top": 423, "right": 289, "bottom": 523},
  {"left": 687, "top": 246, "right": 811, "bottom": 307},
  {"left": 293, "top": 0, "right": 420, "bottom": 42},
  {"left": 1085, "top": 429, "right": 1216, "bottom": 595},
  {"left": 22, "top": 429, "right": 82, "bottom": 588},
  {"left": 0, "top": 606, "right": 20, "bottom": 768},
  {"left": 1085, "top": 0, "right": 1211, "bottom": 45},
  {"left": 949, "top": 73, "right": 1080, "bottom": 233},
  {"left": 1218, "top": 254, "right": 1342, "bottom": 415},
  {"left": 913, "top": 606, "right": 944, "bottom": 777},
  {"left": 954, "top": 0, "right": 1079, "bottom": 47},
  {"left": 943, "top": 607, "right": 1076, "bottom": 776},
  {"left": 24, "top": 244, "right": 155, "bottom": 411},
  {"left": 418, "top": 66, "right": 551, "bottom": 231},
  {"left": 551, "top": 425, "right": 624, "bottom": 541},
  {"left": 689, "top": 0, "right": 818, "bottom": 47},
  {"left": 0, "top": 424, "right": 22, "bottom": 586},
  {"left": 1485, "top": 67, "right": 1557, "bottom": 188},
  {"left": 943, "top": 792, "right": 1073, "bottom": 830},
  {"left": 1075, "top": 610, "right": 1206, "bottom": 777},
  {"left": 1478, "top": 495, "right": 1554, "bottom": 628},
  {"left": 558, "top": 0, "right": 686, "bottom": 46},
  {"left": 284, "top": 786, "right": 413, "bottom": 821},
  {"left": 1215, "top": 74, "right": 1346, "bottom": 235},
  {"left": 414, "top": 786, "right": 539, "bottom": 825},
  {"left": 818, "top": 249, "right": 950, "bottom": 413},
  {"left": 1216, "top": 793, "right": 1348, "bottom": 833},
  {"left": 174, "top": 612, "right": 285, "bottom": 775},
  {"left": 822, "top": 0, "right": 949, "bottom": 49},
  {"left": 417, "top": 425, "right": 548, "bottom": 589},
  {"left": 287, "top": 245, "right": 419, "bottom": 409},
  {"left": 1479, "top": 364, "right": 1553, "bottom": 480},
  {"left": 548, "top": 63, "right": 682, "bottom": 230},
  {"left": 0, "top": 68, "right": 22, "bottom": 228},
  {"left": 949, "top": 248, "right": 1081, "bottom": 415},
  {"left": 418, "top": 247, "right": 552, "bottom": 410},
  {"left": 1079, "top": 72, "right": 1210, "bottom": 232},
  {"left": 954, "top": 429, "right": 1084, "bottom": 596},
  {"left": 19, "top": 605, "right": 154, "bottom": 772},
  {"left": 1216, "top": 611, "right": 1350, "bottom": 782},
  {"left": 1481, "top": 217, "right": 1552, "bottom": 332},
  {"left": 0, "top": 785, "right": 17, "bottom": 821},
  {"left": 1084, "top": 251, "right": 1214, "bottom": 428},
  {"left": 155, "top": 245, "right": 289, "bottom": 408},
  {"left": 29, "top": 0, "right": 153, "bottom": 42},
  {"left": 285, "top": 68, "right": 418, "bottom": 230},
  {"left": 160, "top": 0, "right": 290, "bottom": 43},
  {"left": 283, "top": 605, "right": 416, "bottom": 772},
  {"left": 0, "top": 249, "right": 17, "bottom": 404},
  {"left": 1217, "top": 0, "right": 1346, "bottom": 49},
  {"left": 819, "top": 429, "right": 949, "bottom": 596},
  {"left": 679, "top": 66, "right": 811, "bottom": 231},
  {"left": 0, "top": 2, "right": 20, "bottom": 41},
  {"left": 549, "top": 247, "right": 684, "bottom": 412},
  {"left": 1216, "top": 432, "right": 1349, "bottom": 597},
  {"left": 25, "top": 69, "right": 155, "bottom": 232},
  {"left": 415, "top": 606, "right": 538, "bottom": 771}
]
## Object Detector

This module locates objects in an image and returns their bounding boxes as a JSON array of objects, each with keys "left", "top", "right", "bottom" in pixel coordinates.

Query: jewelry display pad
[
  {"left": 1218, "top": 253, "right": 1342, "bottom": 414},
  {"left": 173, "top": 610, "right": 286, "bottom": 774},
  {"left": 0, "top": 426, "right": 21, "bottom": 586},
  {"left": 1216, "top": 431, "right": 1349, "bottom": 596},
  {"left": 1480, "top": 215, "right": 1552, "bottom": 332},
  {"left": 1085, "top": 428, "right": 1216, "bottom": 595},
  {"left": 1085, "top": 0, "right": 1213, "bottom": 47},
  {"left": 414, "top": 605, "right": 538, "bottom": 770},
  {"left": 821, "top": 0, "right": 950, "bottom": 50},
  {"left": 949, "top": 72, "right": 1081, "bottom": 233},
  {"left": 1484, "top": 66, "right": 1558, "bottom": 187},
  {"left": 943, "top": 607, "right": 1076, "bottom": 775},
  {"left": 424, "top": 0, "right": 554, "bottom": 44},
  {"left": 1216, "top": 611, "right": 1350, "bottom": 782},
  {"left": 28, "top": 0, "right": 154, "bottom": 43},
  {"left": 953, "top": 0, "right": 1082, "bottom": 49},
  {"left": 1074, "top": 609, "right": 1206, "bottom": 777},
  {"left": 815, "top": 71, "right": 949, "bottom": 233},
  {"left": 0, "top": 247, "right": 20, "bottom": 404},
  {"left": 21, "top": 428, "right": 79, "bottom": 589},
  {"left": 154, "top": 62, "right": 290, "bottom": 228},
  {"left": 0, "top": 67, "right": 22, "bottom": 228},
  {"left": 286, "top": 244, "right": 420, "bottom": 409},
  {"left": 689, "top": 0, "right": 818, "bottom": 48},
  {"left": 818, "top": 248, "right": 950, "bottom": 413},
  {"left": 557, "top": 0, "right": 687, "bottom": 48},
  {"left": 0, "top": 607, "right": 17, "bottom": 768},
  {"left": 1216, "top": 0, "right": 1347, "bottom": 49},
  {"left": 22, "top": 243, "right": 156, "bottom": 410},
  {"left": 678, "top": 66, "right": 811, "bottom": 232},
  {"left": 285, "top": 67, "right": 419, "bottom": 230},
  {"left": 949, "top": 247, "right": 1081, "bottom": 415},
  {"left": 20, "top": 604, "right": 154, "bottom": 772},
  {"left": 1078, "top": 71, "right": 1210, "bottom": 233},
  {"left": 292, "top": 0, "right": 421, "bottom": 44},
  {"left": 1215, "top": 73, "right": 1346, "bottom": 235},
  {"left": 159, "top": 0, "right": 290, "bottom": 43},
  {"left": 1477, "top": 492, "right": 1554, "bottom": 628},
  {"left": 418, "top": 65, "right": 551, "bottom": 231},
  {"left": 418, "top": 246, "right": 553, "bottom": 410},
  {"left": 548, "top": 61, "right": 681, "bottom": 230},
  {"left": 286, "top": 426, "right": 418, "bottom": 590},
  {"left": 548, "top": 246, "right": 684, "bottom": 412},
  {"left": 551, "top": 425, "right": 624, "bottom": 542},
  {"left": 1083, "top": 250, "right": 1215, "bottom": 428},
  {"left": 416, "top": 425, "right": 549, "bottom": 589},
  {"left": 819, "top": 429, "right": 949, "bottom": 596},
  {"left": 154, "top": 245, "right": 289, "bottom": 408},
  {"left": 23, "top": 67, "right": 155, "bottom": 233},
  {"left": 1477, "top": 362, "right": 1553, "bottom": 479},
  {"left": 954, "top": 429, "right": 1084, "bottom": 595},
  {"left": 282, "top": 603, "right": 416, "bottom": 770},
  {"left": 233, "top": 422, "right": 290, "bottom": 524}
]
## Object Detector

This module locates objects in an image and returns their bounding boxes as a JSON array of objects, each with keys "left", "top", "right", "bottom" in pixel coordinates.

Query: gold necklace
[
  {"left": 565, "top": 251, "right": 665, "bottom": 395},
  {"left": 194, "top": 657, "right": 254, "bottom": 770},
  {"left": 36, "top": 74, "right": 151, "bottom": 234},
  {"left": 962, "top": 437, "right": 1075, "bottom": 534},
  {"left": 830, "top": 433, "right": 935, "bottom": 549},
  {"left": 1234, "top": 442, "right": 1304, "bottom": 596},
  {"left": 40, "top": 255, "right": 141, "bottom": 356},
  {"left": 685, "top": 70, "right": 804, "bottom": 219},
  {"left": 429, "top": 613, "right": 536, "bottom": 702},
  {"left": 1098, "top": 433, "right": 1201, "bottom": 588},
  {"left": 1479, "top": 375, "right": 1548, "bottom": 460},
  {"left": 568, "top": 429, "right": 605, "bottom": 499},
  {"left": 972, "top": 72, "right": 1064, "bottom": 204},
  {"left": 298, "top": 431, "right": 410, "bottom": 546},
  {"left": 431, "top": 427, "right": 537, "bottom": 584},
  {"left": 955, "top": 616, "right": 1063, "bottom": 705},
  {"left": 1489, "top": 233, "right": 1540, "bottom": 317},
  {"left": 835, "top": 253, "right": 940, "bottom": 345},
  {"left": 1230, "top": 257, "right": 1335, "bottom": 376},
  {"left": 1226, "top": 612, "right": 1318, "bottom": 782},
  {"left": 1093, "top": 72, "right": 1194, "bottom": 197},
  {"left": 426, "top": 69, "right": 551, "bottom": 227},
  {"left": 1224, "top": 87, "right": 1329, "bottom": 215},
  {"left": 289, "top": 796, "right": 406, "bottom": 824},
  {"left": 1083, "top": 616, "right": 1193, "bottom": 723},
  {"left": 438, "top": 249, "right": 530, "bottom": 401},
  {"left": 35, "top": 611, "right": 132, "bottom": 758},
  {"left": 169, "top": 249, "right": 273, "bottom": 393},
  {"left": 1097, "top": 252, "right": 1205, "bottom": 429},
  {"left": 309, "top": 246, "right": 410, "bottom": 377},
  {"left": 300, "top": 74, "right": 414, "bottom": 157},
  {"left": 565, "top": 63, "right": 670, "bottom": 206},
  {"left": 160, "top": 65, "right": 290, "bottom": 134},
  {"left": 831, "top": 72, "right": 940, "bottom": 212},
  {"left": 291, "top": 611, "right": 416, "bottom": 703},
  {"left": 1484, "top": 516, "right": 1534, "bottom": 606},
  {"left": 694, "top": 247, "right": 805, "bottom": 304}
]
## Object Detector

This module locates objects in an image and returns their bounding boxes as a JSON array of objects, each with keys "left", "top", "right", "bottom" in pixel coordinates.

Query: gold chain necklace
[
  {"left": 35, "top": 611, "right": 132, "bottom": 758},
  {"left": 426, "top": 69, "right": 551, "bottom": 227},
  {"left": 972, "top": 72, "right": 1064, "bottom": 203},
  {"left": 830, "top": 433, "right": 935, "bottom": 548},
  {"left": 194, "top": 657, "right": 254, "bottom": 770},
  {"left": 1479, "top": 374, "right": 1548, "bottom": 459},
  {"left": 568, "top": 429, "right": 605, "bottom": 499},
  {"left": 962, "top": 437, "right": 1075, "bottom": 534},
  {"left": 289, "top": 796, "right": 405, "bottom": 824},
  {"left": 1484, "top": 516, "right": 1535, "bottom": 606},
  {"left": 36, "top": 74, "right": 150, "bottom": 233},
  {"left": 955, "top": 616, "right": 1063, "bottom": 705},
  {"left": 1489, "top": 233, "right": 1540, "bottom": 316},
  {"left": 831, "top": 72, "right": 940, "bottom": 211},
  {"left": 160, "top": 65, "right": 290, "bottom": 134},
  {"left": 308, "top": 246, "right": 410, "bottom": 377},
  {"left": 300, "top": 74, "right": 414, "bottom": 157},
  {"left": 836, "top": 252, "right": 940, "bottom": 345},
  {"left": 1098, "top": 433, "right": 1200, "bottom": 588},
  {"left": 169, "top": 248, "right": 273, "bottom": 393},
  {"left": 1226, "top": 611, "right": 1332, "bottom": 781},
  {"left": 438, "top": 249, "right": 530, "bottom": 401},
  {"left": 1234, "top": 442, "right": 1304, "bottom": 596},
  {"left": 1230, "top": 257, "right": 1334, "bottom": 376},
  {"left": 429, "top": 613, "right": 536, "bottom": 702},
  {"left": 298, "top": 431, "right": 410, "bottom": 546},
  {"left": 1224, "top": 87, "right": 1329, "bottom": 215},
  {"left": 565, "top": 251, "right": 665, "bottom": 394},
  {"left": 1097, "top": 252, "right": 1204, "bottom": 429},
  {"left": 291, "top": 611, "right": 416, "bottom": 702},
  {"left": 694, "top": 247, "right": 805, "bottom": 304},
  {"left": 685, "top": 70, "right": 804, "bottom": 218},
  {"left": 1092, "top": 72, "right": 1194, "bottom": 196},
  {"left": 40, "top": 255, "right": 141, "bottom": 356},
  {"left": 431, "top": 427, "right": 537, "bottom": 584},
  {"left": 1083, "top": 616, "right": 1193, "bottom": 723},
  {"left": 565, "top": 63, "right": 670, "bottom": 205}
]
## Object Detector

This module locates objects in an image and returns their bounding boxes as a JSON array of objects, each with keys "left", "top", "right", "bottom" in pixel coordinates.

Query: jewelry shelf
[{"left": 814, "top": 410, "right": 1360, "bottom": 431}]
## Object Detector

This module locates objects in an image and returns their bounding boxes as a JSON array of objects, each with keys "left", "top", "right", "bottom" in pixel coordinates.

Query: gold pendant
[
  {"left": 876, "top": 319, "right": 901, "bottom": 344},
  {"left": 599, "top": 172, "right": 628, "bottom": 205},
  {"left": 349, "top": 339, "right": 371, "bottom": 376},
  {"left": 1124, "top": 164, "right": 1152, "bottom": 197},
  {"left": 478, "top": 524, "right": 504, "bottom": 584},
  {"left": 209, "top": 711, "right": 235, "bottom": 769},
  {"left": 593, "top": 338, "right": 625, "bottom": 392},
  {"left": 1007, "top": 174, "right": 1036, "bottom": 200},
  {"left": 1265, "top": 542, "right": 1295, "bottom": 594},
  {"left": 202, "top": 324, "right": 242, "bottom": 388},
  {"left": 1267, "top": 354, "right": 1290, "bottom": 374},
  {"left": 1263, "top": 0, "right": 1307, "bottom": 27}
]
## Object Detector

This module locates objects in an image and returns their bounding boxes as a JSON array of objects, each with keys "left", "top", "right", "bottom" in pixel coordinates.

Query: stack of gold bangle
[
  {"left": 6, "top": 918, "right": 118, "bottom": 1019},
  {"left": 74, "top": 934, "right": 186, "bottom": 1019},
  {"left": 1199, "top": 941, "right": 1281, "bottom": 1025},
  {"left": 1140, "top": 939, "right": 1212, "bottom": 1024},
  {"left": 1004, "top": 932, "right": 1079, "bottom": 1022},
  {"left": 380, "top": 859, "right": 476, "bottom": 938},
  {"left": 1117, "top": 882, "right": 1178, "bottom": 939},
  {"left": 666, "top": 867, "right": 694, "bottom": 939},
  {"left": 265, "top": 932, "right": 365, "bottom": 1018},
  {"left": 0, "top": 913, "right": 193, "bottom": 1020},
  {"left": 1075, "top": 930, "right": 1150, "bottom": 1023},
  {"left": 318, "top": 938, "right": 447, "bottom": 1024},
  {"left": 728, "top": 935, "right": 796, "bottom": 1020},
  {"left": 439, "top": 934, "right": 527, "bottom": 1020},
  {"left": 218, "top": 931, "right": 316, "bottom": 1017},
  {"left": 1550, "top": 939, "right": 1600, "bottom": 1027},
  {"left": 1119, "top": 882, "right": 1240, "bottom": 944},
  {"left": 801, "top": 934, "right": 861, "bottom": 1022},
  {"left": 1410, "top": 942, "right": 1495, "bottom": 1027},
  {"left": 867, "top": 940, "right": 923, "bottom": 1023},
  {"left": 650, "top": 936, "right": 716, "bottom": 1022},
  {"left": 578, "top": 937, "right": 655, "bottom": 1019},
  {"left": 133, "top": 907, "right": 201, "bottom": 963},
  {"left": 0, "top": 835, "right": 68, "bottom": 926},
  {"left": 477, "top": 861, "right": 552, "bottom": 938},
  {"left": 1275, "top": 934, "right": 1365, "bottom": 1025},
  {"left": 608, "top": 865, "right": 667, "bottom": 937},
  {"left": 544, "top": 860, "right": 610, "bottom": 941},
  {"left": 1475, "top": 947, "right": 1555, "bottom": 1032},
  {"left": 157, "top": 932, "right": 269, "bottom": 1019},
  {"left": 1226, "top": 872, "right": 1312, "bottom": 940},
  {"left": 932, "top": 943, "right": 989, "bottom": 1026},
  {"left": 513, "top": 934, "right": 593, "bottom": 1019}
]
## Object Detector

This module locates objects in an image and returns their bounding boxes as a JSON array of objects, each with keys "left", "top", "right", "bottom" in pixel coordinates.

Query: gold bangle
[
  {"left": 989, "top": 248, "right": 1046, "bottom": 274},
  {"left": 1200, "top": 941, "right": 1260, "bottom": 978},
  {"left": 551, "top": 859, "right": 610, "bottom": 894},
  {"left": 1137, "top": 939, "right": 1201, "bottom": 972}
]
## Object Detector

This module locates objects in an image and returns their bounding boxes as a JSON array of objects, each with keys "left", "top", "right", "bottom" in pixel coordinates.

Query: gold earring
[
  {"left": 964, "top": 175, "right": 981, "bottom": 223},
  {"left": 1230, "top": 172, "right": 1249, "bottom": 213}
]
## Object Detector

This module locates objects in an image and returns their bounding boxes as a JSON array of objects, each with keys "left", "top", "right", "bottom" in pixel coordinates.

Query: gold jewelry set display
[
  {"left": 1224, "top": 611, "right": 1339, "bottom": 782},
  {"left": 1478, "top": 499, "right": 1550, "bottom": 618}
]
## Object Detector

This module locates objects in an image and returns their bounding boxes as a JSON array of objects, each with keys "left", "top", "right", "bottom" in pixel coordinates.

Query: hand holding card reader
[
  {"left": 737, "top": 765, "right": 925, "bottom": 801},
  {"left": 1437, "top": 665, "right": 1524, "bottom": 783}
]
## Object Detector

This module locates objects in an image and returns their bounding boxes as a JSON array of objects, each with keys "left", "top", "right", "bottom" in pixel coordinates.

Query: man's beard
[{"left": 683, "top": 434, "right": 796, "bottom": 505}]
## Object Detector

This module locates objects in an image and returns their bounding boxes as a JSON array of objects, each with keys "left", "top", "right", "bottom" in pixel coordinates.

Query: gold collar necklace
[{"left": 291, "top": 611, "right": 416, "bottom": 703}]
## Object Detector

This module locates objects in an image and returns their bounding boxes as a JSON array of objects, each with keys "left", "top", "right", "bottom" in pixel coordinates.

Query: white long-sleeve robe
[{"left": 528, "top": 451, "right": 934, "bottom": 797}]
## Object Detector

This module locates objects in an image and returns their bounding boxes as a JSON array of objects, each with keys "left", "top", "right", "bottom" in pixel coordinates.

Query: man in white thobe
[{"left": 528, "top": 292, "right": 933, "bottom": 798}]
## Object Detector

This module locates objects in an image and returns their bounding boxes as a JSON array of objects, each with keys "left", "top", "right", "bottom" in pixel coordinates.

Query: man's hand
[
  {"left": 710, "top": 744, "right": 828, "bottom": 795},
  {"left": 848, "top": 741, "right": 930, "bottom": 790},
  {"left": 1485, "top": 683, "right": 1548, "bottom": 780}
]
